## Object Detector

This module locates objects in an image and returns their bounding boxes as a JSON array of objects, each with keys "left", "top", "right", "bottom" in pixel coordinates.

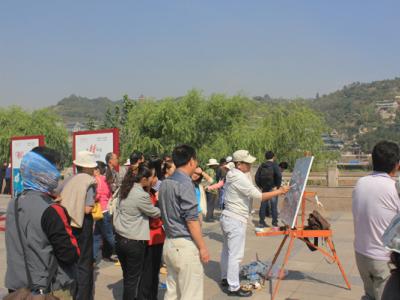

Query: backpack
[{"left": 255, "top": 162, "right": 275, "bottom": 191}]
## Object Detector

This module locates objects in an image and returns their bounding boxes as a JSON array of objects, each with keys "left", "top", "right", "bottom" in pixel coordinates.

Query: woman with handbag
[
  {"left": 92, "top": 161, "right": 116, "bottom": 263},
  {"left": 113, "top": 163, "right": 161, "bottom": 300}
]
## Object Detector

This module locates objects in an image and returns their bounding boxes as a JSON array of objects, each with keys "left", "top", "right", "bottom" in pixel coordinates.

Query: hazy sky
[{"left": 1, "top": 1, "right": 400, "bottom": 108}]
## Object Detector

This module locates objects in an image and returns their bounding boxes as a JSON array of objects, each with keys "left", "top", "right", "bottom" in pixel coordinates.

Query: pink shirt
[
  {"left": 352, "top": 172, "right": 400, "bottom": 261},
  {"left": 95, "top": 175, "right": 112, "bottom": 212}
]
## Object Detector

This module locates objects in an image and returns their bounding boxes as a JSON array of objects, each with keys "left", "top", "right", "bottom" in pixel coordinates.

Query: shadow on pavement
[{"left": 107, "top": 279, "right": 123, "bottom": 300}]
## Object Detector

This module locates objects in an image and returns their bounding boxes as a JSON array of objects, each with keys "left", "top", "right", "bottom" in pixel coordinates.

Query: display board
[
  {"left": 280, "top": 156, "right": 314, "bottom": 228},
  {"left": 73, "top": 128, "right": 119, "bottom": 168},
  {"left": 11, "top": 135, "right": 45, "bottom": 196}
]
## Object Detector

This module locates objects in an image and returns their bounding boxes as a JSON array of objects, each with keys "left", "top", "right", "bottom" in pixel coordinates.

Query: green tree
[
  {"left": 0, "top": 107, "right": 69, "bottom": 164},
  {"left": 120, "top": 90, "right": 328, "bottom": 167}
]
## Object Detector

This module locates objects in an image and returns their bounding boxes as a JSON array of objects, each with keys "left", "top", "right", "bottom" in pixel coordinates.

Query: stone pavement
[{"left": 0, "top": 194, "right": 365, "bottom": 300}]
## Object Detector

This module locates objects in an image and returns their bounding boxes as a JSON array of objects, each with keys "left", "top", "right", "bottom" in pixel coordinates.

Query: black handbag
[
  {"left": 4, "top": 195, "right": 60, "bottom": 300},
  {"left": 303, "top": 210, "right": 331, "bottom": 252}
]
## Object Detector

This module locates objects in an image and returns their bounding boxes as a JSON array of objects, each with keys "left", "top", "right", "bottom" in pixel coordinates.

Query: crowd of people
[{"left": 4, "top": 140, "right": 400, "bottom": 300}]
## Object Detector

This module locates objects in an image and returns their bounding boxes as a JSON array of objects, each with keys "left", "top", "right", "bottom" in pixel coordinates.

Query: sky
[{"left": 1, "top": 1, "right": 400, "bottom": 108}]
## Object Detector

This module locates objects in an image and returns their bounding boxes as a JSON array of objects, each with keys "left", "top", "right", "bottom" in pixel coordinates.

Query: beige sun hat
[
  {"left": 207, "top": 158, "right": 219, "bottom": 166},
  {"left": 73, "top": 151, "right": 97, "bottom": 168},
  {"left": 232, "top": 150, "right": 256, "bottom": 164}
]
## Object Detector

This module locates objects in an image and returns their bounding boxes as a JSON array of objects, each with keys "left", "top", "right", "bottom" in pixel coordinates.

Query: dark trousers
[
  {"left": 206, "top": 192, "right": 218, "bottom": 221},
  {"left": 259, "top": 196, "right": 279, "bottom": 226},
  {"left": 93, "top": 211, "right": 115, "bottom": 260},
  {"left": 72, "top": 214, "right": 94, "bottom": 300},
  {"left": 4, "top": 178, "right": 11, "bottom": 194},
  {"left": 115, "top": 234, "right": 146, "bottom": 300},
  {"left": 138, "top": 243, "right": 163, "bottom": 300}
]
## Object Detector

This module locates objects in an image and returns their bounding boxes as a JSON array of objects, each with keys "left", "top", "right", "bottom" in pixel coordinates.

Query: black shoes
[
  {"left": 258, "top": 222, "right": 269, "bottom": 228},
  {"left": 221, "top": 279, "right": 229, "bottom": 287},
  {"left": 227, "top": 288, "right": 252, "bottom": 297}
]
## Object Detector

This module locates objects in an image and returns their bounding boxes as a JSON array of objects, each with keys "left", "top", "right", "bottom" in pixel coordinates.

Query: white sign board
[
  {"left": 11, "top": 137, "right": 42, "bottom": 195},
  {"left": 74, "top": 131, "right": 116, "bottom": 163},
  {"left": 280, "top": 156, "right": 314, "bottom": 228}
]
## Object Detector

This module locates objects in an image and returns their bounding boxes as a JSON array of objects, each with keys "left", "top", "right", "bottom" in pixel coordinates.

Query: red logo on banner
[
  {"left": 88, "top": 144, "right": 97, "bottom": 153},
  {"left": 16, "top": 151, "right": 25, "bottom": 160}
]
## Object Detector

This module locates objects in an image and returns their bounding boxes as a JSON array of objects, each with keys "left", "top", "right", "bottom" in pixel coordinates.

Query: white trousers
[{"left": 220, "top": 214, "right": 247, "bottom": 292}]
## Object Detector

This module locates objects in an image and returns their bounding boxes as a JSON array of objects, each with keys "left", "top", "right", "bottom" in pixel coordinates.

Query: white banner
[
  {"left": 12, "top": 138, "right": 40, "bottom": 168},
  {"left": 12, "top": 138, "right": 41, "bottom": 195},
  {"left": 75, "top": 132, "right": 115, "bottom": 163}
]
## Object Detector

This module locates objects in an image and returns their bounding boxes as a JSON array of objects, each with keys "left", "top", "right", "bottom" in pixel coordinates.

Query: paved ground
[{"left": 0, "top": 194, "right": 364, "bottom": 300}]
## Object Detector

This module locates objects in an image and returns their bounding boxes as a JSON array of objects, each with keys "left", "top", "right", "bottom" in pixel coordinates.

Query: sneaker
[
  {"left": 221, "top": 279, "right": 228, "bottom": 287},
  {"left": 227, "top": 288, "right": 252, "bottom": 297},
  {"left": 103, "top": 256, "right": 118, "bottom": 263},
  {"left": 258, "top": 222, "right": 269, "bottom": 228}
]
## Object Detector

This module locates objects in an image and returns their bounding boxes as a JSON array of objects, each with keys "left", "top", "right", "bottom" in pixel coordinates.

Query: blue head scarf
[{"left": 20, "top": 151, "right": 61, "bottom": 194}]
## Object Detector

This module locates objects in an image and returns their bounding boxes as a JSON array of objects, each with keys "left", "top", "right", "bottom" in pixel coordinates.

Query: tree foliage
[
  {"left": 120, "top": 90, "right": 328, "bottom": 168},
  {"left": 0, "top": 107, "right": 69, "bottom": 164}
]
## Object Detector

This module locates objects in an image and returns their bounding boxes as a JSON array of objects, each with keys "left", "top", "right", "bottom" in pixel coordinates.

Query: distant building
[
  {"left": 66, "top": 122, "right": 87, "bottom": 133},
  {"left": 376, "top": 100, "right": 398, "bottom": 109},
  {"left": 322, "top": 133, "right": 344, "bottom": 150}
]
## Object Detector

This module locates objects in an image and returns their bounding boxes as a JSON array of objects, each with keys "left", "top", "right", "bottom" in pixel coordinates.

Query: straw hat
[
  {"left": 73, "top": 151, "right": 97, "bottom": 168},
  {"left": 206, "top": 158, "right": 219, "bottom": 166}
]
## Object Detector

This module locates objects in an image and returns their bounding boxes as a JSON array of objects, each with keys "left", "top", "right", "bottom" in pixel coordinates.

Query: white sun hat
[
  {"left": 232, "top": 150, "right": 256, "bottom": 164},
  {"left": 73, "top": 151, "right": 97, "bottom": 168},
  {"left": 206, "top": 158, "right": 219, "bottom": 166}
]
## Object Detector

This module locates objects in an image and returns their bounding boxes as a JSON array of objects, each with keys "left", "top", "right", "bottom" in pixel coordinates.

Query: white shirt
[
  {"left": 223, "top": 168, "right": 262, "bottom": 223},
  {"left": 352, "top": 172, "right": 400, "bottom": 261}
]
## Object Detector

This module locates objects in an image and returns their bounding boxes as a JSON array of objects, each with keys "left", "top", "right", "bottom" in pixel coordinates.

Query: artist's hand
[
  {"left": 199, "top": 247, "right": 210, "bottom": 264},
  {"left": 279, "top": 186, "right": 290, "bottom": 195}
]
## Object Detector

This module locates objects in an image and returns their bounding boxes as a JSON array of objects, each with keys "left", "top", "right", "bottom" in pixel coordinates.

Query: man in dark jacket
[
  {"left": 5, "top": 147, "right": 80, "bottom": 299},
  {"left": 255, "top": 151, "right": 282, "bottom": 227}
]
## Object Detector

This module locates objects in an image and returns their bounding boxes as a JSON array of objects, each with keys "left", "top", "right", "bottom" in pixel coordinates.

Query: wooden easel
[{"left": 256, "top": 191, "right": 351, "bottom": 300}]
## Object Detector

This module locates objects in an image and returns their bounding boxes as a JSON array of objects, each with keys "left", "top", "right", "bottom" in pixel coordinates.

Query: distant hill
[
  {"left": 48, "top": 94, "right": 119, "bottom": 124},
  {"left": 49, "top": 78, "right": 400, "bottom": 152},
  {"left": 309, "top": 78, "right": 400, "bottom": 151}
]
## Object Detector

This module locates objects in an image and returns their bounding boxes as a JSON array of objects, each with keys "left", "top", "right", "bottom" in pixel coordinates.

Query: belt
[{"left": 116, "top": 233, "right": 147, "bottom": 244}]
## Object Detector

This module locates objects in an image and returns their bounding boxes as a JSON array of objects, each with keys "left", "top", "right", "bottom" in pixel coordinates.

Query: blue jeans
[
  {"left": 259, "top": 196, "right": 279, "bottom": 226},
  {"left": 93, "top": 211, "right": 115, "bottom": 260}
]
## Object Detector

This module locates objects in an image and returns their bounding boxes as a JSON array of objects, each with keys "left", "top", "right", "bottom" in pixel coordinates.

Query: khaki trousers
[
  {"left": 163, "top": 238, "right": 203, "bottom": 300},
  {"left": 355, "top": 251, "right": 390, "bottom": 300}
]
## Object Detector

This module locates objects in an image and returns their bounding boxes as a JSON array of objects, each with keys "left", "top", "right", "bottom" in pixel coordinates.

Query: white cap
[
  {"left": 232, "top": 150, "right": 256, "bottom": 164},
  {"left": 73, "top": 151, "right": 97, "bottom": 168},
  {"left": 226, "top": 156, "right": 233, "bottom": 163},
  {"left": 206, "top": 158, "right": 219, "bottom": 166}
]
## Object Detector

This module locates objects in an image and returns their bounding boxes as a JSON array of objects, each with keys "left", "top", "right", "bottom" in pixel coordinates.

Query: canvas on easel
[{"left": 280, "top": 156, "right": 314, "bottom": 228}]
